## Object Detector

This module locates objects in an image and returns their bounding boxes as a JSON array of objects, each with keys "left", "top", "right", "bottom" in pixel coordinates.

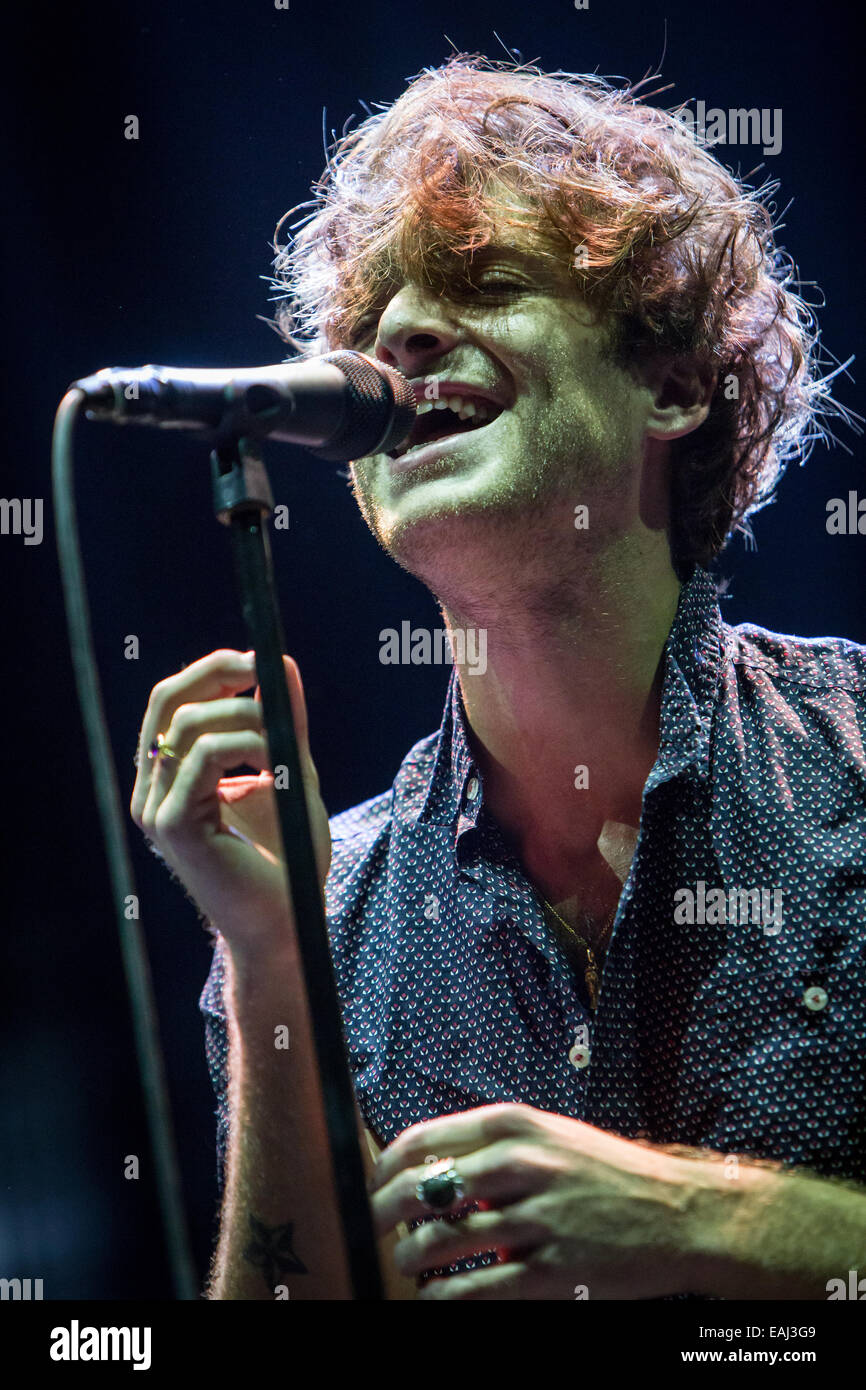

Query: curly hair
[{"left": 269, "top": 54, "right": 848, "bottom": 571}]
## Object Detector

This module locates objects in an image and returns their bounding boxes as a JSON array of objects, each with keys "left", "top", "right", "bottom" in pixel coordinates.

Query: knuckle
[
  {"left": 508, "top": 1142, "right": 542, "bottom": 1174},
  {"left": 509, "top": 1101, "right": 535, "bottom": 1128},
  {"left": 195, "top": 732, "right": 221, "bottom": 761},
  {"left": 415, "top": 1220, "right": 450, "bottom": 1260},
  {"left": 208, "top": 647, "right": 246, "bottom": 673},
  {"left": 488, "top": 1101, "right": 532, "bottom": 1140},
  {"left": 400, "top": 1119, "right": 435, "bottom": 1152},
  {"left": 153, "top": 802, "right": 184, "bottom": 841},
  {"left": 167, "top": 702, "right": 195, "bottom": 740},
  {"left": 151, "top": 674, "right": 176, "bottom": 704}
]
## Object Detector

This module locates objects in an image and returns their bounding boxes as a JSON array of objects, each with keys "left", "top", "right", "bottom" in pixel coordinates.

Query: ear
[{"left": 643, "top": 357, "right": 715, "bottom": 442}]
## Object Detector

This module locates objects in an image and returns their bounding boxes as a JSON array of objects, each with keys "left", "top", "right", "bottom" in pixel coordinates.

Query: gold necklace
[{"left": 539, "top": 895, "right": 616, "bottom": 1012}]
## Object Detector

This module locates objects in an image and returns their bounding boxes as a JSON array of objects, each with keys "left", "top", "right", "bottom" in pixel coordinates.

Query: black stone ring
[{"left": 415, "top": 1161, "right": 466, "bottom": 1211}]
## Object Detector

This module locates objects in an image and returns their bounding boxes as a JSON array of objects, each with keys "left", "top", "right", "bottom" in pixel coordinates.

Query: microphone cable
[{"left": 52, "top": 389, "right": 198, "bottom": 1301}]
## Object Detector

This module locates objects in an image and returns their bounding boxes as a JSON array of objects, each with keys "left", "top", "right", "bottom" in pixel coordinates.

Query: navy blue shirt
[{"left": 201, "top": 565, "right": 866, "bottom": 1219}]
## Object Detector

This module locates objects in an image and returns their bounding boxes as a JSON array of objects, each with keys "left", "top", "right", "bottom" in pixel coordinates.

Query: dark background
[{"left": 2, "top": 0, "right": 862, "bottom": 1297}]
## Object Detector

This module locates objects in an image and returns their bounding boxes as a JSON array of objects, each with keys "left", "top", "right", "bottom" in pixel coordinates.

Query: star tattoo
[{"left": 243, "top": 1215, "right": 308, "bottom": 1291}]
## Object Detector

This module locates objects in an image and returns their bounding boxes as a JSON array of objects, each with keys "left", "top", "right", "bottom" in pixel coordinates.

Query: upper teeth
[{"left": 416, "top": 394, "right": 491, "bottom": 422}]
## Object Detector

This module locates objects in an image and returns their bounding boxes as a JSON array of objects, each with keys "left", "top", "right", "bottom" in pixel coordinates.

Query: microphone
[{"left": 69, "top": 351, "right": 416, "bottom": 463}]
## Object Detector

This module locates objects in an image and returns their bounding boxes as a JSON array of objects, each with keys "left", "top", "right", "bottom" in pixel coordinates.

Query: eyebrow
[
  {"left": 462, "top": 246, "right": 578, "bottom": 296},
  {"left": 348, "top": 242, "right": 567, "bottom": 333},
  {"left": 370, "top": 243, "right": 564, "bottom": 296},
  {"left": 465, "top": 244, "right": 564, "bottom": 273}
]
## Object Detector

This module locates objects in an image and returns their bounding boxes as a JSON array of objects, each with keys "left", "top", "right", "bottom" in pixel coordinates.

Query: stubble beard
[{"left": 348, "top": 416, "right": 638, "bottom": 630}]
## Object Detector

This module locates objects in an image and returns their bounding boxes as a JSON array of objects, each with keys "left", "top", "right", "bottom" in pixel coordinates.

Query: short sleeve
[{"left": 199, "top": 932, "right": 231, "bottom": 1199}]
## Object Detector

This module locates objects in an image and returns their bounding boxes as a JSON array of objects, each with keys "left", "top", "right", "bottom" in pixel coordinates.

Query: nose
[{"left": 372, "top": 283, "right": 461, "bottom": 378}]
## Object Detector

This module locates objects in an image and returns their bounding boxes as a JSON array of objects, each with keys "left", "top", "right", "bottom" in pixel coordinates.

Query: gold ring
[{"left": 147, "top": 732, "right": 180, "bottom": 762}]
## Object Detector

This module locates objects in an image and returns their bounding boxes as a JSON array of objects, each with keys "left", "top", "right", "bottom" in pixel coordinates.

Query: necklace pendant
[{"left": 584, "top": 948, "right": 600, "bottom": 1011}]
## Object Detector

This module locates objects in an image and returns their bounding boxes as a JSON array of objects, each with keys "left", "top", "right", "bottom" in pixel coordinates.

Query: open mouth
[{"left": 387, "top": 392, "right": 505, "bottom": 462}]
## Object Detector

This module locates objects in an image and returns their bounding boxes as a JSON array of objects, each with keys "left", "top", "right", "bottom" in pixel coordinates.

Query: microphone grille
[{"left": 310, "top": 351, "right": 415, "bottom": 462}]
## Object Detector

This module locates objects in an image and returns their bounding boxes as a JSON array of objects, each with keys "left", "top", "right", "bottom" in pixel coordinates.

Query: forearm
[
  {"left": 690, "top": 1160, "right": 866, "bottom": 1300},
  {"left": 206, "top": 938, "right": 353, "bottom": 1300}
]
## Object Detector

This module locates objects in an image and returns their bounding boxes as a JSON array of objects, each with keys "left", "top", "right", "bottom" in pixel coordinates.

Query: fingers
[
  {"left": 417, "top": 1262, "right": 534, "bottom": 1300},
  {"left": 285, "top": 655, "right": 321, "bottom": 792},
  {"left": 147, "top": 730, "right": 272, "bottom": 847},
  {"left": 392, "top": 1208, "right": 548, "bottom": 1280},
  {"left": 371, "top": 1139, "right": 549, "bottom": 1235},
  {"left": 254, "top": 654, "right": 318, "bottom": 787},
  {"left": 369, "top": 1102, "right": 539, "bottom": 1194},
  {"left": 131, "top": 650, "right": 256, "bottom": 823},
  {"left": 138, "top": 697, "right": 266, "bottom": 825},
  {"left": 129, "top": 646, "right": 332, "bottom": 941}
]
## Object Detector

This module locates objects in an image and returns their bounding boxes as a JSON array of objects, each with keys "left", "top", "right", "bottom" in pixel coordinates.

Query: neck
[{"left": 438, "top": 532, "right": 681, "bottom": 906}]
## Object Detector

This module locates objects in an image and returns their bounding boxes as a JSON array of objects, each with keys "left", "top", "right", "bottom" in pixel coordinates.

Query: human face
[{"left": 346, "top": 239, "right": 652, "bottom": 587}]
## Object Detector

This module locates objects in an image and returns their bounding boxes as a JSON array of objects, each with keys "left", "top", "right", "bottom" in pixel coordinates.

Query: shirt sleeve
[{"left": 198, "top": 931, "right": 230, "bottom": 1201}]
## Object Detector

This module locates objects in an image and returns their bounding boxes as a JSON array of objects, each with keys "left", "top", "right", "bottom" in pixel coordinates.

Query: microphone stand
[{"left": 211, "top": 434, "right": 383, "bottom": 1300}]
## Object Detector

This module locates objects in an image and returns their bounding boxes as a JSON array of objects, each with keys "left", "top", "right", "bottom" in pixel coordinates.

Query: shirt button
[
  {"left": 465, "top": 775, "right": 480, "bottom": 802},
  {"left": 803, "top": 986, "right": 828, "bottom": 1012},
  {"left": 569, "top": 1043, "right": 591, "bottom": 1070}
]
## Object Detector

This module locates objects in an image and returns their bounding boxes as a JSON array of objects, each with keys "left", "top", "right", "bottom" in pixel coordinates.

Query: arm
[
  {"left": 131, "top": 649, "right": 364, "bottom": 1299},
  {"left": 692, "top": 1159, "right": 866, "bottom": 1300},
  {"left": 205, "top": 937, "right": 353, "bottom": 1300},
  {"left": 208, "top": 937, "right": 417, "bottom": 1300},
  {"left": 367, "top": 1104, "right": 866, "bottom": 1300}
]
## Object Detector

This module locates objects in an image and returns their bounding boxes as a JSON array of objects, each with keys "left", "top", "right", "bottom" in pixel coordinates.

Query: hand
[
  {"left": 130, "top": 648, "right": 331, "bottom": 956},
  {"left": 369, "top": 1103, "right": 720, "bottom": 1300}
]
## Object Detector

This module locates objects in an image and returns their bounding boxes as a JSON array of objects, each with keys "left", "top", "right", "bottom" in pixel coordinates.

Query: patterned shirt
[{"left": 200, "top": 564, "right": 866, "bottom": 1288}]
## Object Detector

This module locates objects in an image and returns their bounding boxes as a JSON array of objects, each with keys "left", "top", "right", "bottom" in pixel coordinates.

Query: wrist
[
  {"left": 224, "top": 935, "right": 299, "bottom": 1018},
  {"left": 679, "top": 1160, "right": 837, "bottom": 1300},
  {"left": 676, "top": 1157, "right": 773, "bottom": 1298}
]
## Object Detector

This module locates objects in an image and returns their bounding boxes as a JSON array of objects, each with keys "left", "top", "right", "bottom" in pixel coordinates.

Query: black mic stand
[{"left": 211, "top": 434, "right": 383, "bottom": 1300}]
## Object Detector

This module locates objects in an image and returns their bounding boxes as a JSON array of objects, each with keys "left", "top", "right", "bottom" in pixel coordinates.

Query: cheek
[{"left": 508, "top": 322, "right": 611, "bottom": 408}]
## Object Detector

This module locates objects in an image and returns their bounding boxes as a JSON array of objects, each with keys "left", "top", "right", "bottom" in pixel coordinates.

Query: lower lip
[{"left": 388, "top": 416, "right": 500, "bottom": 472}]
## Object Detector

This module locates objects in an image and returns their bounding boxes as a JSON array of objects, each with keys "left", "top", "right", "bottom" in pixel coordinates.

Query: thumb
[{"left": 254, "top": 654, "right": 314, "bottom": 767}]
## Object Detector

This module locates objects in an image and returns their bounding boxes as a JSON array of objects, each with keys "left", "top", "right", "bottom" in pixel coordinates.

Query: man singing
[{"left": 131, "top": 55, "right": 866, "bottom": 1299}]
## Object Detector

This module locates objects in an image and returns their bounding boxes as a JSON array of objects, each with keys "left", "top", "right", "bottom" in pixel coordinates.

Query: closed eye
[
  {"left": 461, "top": 276, "right": 531, "bottom": 298},
  {"left": 473, "top": 277, "right": 528, "bottom": 291},
  {"left": 345, "top": 276, "right": 530, "bottom": 347}
]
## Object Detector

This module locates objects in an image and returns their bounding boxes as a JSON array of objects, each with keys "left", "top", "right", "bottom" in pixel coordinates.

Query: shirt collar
[
  {"left": 416, "top": 564, "right": 724, "bottom": 838},
  {"left": 649, "top": 564, "right": 723, "bottom": 788},
  {"left": 416, "top": 661, "right": 481, "bottom": 830}
]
